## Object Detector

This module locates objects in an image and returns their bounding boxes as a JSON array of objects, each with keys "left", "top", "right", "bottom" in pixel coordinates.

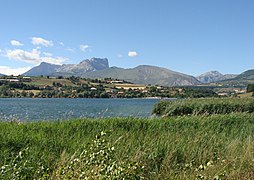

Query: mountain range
[
  {"left": 22, "top": 58, "right": 200, "bottom": 86},
  {"left": 0, "top": 73, "right": 5, "bottom": 76},
  {"left": 3, "top": 57, "right": 252, "bottom": 87},
  {"left": 196, "top": 71, "right": 237, "bottom": 83}
]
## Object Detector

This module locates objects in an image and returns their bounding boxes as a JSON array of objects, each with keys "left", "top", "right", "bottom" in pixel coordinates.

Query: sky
[{"left": 0, "top": 0, "right": 254, "bottom": 76}]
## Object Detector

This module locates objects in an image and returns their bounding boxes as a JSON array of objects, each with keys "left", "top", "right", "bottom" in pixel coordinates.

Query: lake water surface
[{"left": 0, "top": 98, "right": 160, "bottom": 121}]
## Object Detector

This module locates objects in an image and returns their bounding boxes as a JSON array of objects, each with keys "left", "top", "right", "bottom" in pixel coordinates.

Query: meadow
[{"left": 1, "top": 113, "right": 254, "bottom": 179}]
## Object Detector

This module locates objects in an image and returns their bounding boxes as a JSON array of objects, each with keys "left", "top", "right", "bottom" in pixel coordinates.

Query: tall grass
[
  {"left": 1, "top": 114, "right": 254, "bottom": 179},
  {"left": 153, "top": 98, "right": 254, "bottom": 116}
]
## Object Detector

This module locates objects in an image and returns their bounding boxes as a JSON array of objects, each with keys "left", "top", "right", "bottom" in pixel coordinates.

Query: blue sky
[{"left": 0, "top": 0, "right": 253, "bottom": 76}]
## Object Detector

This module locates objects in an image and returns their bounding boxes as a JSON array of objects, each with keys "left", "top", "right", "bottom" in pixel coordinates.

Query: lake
[{"left": 0, "top": 98, "right": 161, "bottom": 121}]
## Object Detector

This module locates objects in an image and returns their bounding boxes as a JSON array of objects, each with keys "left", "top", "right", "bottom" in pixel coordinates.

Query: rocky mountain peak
[
  {"left": 79, "top": 58, "right": 109, "bottom": 70},
  {"left": 196, "top": 70, "right": 225, "bottom": 83},
  {"left": 22, "top": 58, "right": 109, "bottom": 76}
]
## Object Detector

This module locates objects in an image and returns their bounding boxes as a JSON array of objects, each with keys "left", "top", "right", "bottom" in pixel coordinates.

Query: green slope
[
  {"left": 219, "top": 69, "right": 254, "bottom": 86},
  {"left": 234, "top": 69, "right": 254, "bottom": 80}
]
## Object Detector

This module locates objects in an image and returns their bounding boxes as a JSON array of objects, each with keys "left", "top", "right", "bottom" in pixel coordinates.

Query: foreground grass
[{"left": 1, "top": 114, "right": 254, "bottom": 179}]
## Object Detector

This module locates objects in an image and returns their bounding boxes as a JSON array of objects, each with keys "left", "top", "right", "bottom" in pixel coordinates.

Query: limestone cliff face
[{"left": 23, "top": 58, "right": 109, "bottom": 76}]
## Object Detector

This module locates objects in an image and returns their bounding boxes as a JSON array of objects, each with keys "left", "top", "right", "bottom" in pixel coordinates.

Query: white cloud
[
  {"left": 31, "top": 37, "right": 53, "bottom": 47},
  {"left": 66, "top": 48, "right": 75, "bottom": 52},
  {"left": 43, "top": 52, "right": 53, "bottom": 57},
  {"left": 59, "top": 42, "right": 64, "bottom": 46},
  {"left": 128, "top": 51, "right": 138, "bottom": 57},
  {"left": 10, "top": 40, "right": 24, "bottom": 46},
  {"left": 6, "top": 49, "right": 40, "bottom": 63},
  {"left": 80, "top": 44, "right": 89, "bottom": 52},
  {"left": 0, "top": 66, "right": 31, "bottom": 76},
  {"left": 5, "top": 49, "right": 67, "bottom": 65}
]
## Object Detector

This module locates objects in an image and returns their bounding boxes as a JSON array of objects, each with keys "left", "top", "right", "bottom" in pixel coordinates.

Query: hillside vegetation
[{"left": 0, "top": 76, "right": 217, "bottom": 98}]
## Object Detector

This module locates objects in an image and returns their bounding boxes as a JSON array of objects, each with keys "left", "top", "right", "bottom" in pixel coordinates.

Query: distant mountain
[
  {"left": 53, "top": 58, "right": 109, "bottom": 76},
  {"left": 196, "top": 71, "right": 225, "bottom": 83},
  {"left": 196, "top": 71, "right": 238, "bottom": 83},
  {"left": 223, "top": 74, "right": 238, "bottom": 80},
  {"left": 23, "top": 58, "right": 109, "bottom": 76},
  {"left": 23, "top": 60, "right": 200, "bottom": 86},
  {"left": 82, "top": 65, "right": 200, "bottom": 86},
  {"left": 23, "top": 62, "right": 61, "bottom": 76},
  {"left": 0, "top": 73, "right": 5, "bottom": 76}
]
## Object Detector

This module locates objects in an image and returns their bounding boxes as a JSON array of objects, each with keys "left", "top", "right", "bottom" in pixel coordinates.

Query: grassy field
[
  {"left": 238, "top": 92, "right": 253, "bottom": 98},
  {"left": 1, "top": 114, "right": 254, "bottom": 179},
  {"left": 25, "top": 77, "right": 75, "bottom": 87}
]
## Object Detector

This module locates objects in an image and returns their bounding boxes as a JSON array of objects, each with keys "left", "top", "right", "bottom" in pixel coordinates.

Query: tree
[
  {"left": 29, "top": 92, "right": 34, "bottom": 98},
  {"left": 21, "top": 91, "right": 27, "bottom": 97},
  {"left": 247, "top": 84, "right": 254, "bottom": 93}
]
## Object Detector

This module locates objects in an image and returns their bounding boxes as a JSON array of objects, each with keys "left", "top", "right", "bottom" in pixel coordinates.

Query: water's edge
[{"left": 0, "top": 98, "right": 168, "bottom": 121}]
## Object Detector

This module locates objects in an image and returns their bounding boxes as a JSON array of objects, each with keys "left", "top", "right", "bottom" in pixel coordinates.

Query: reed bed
[
  {"left": 153, "top": 98, "right": 254, "bottom": 116},
  {"left": 1, "top": 113, "right": 254, "bottom": 179}
]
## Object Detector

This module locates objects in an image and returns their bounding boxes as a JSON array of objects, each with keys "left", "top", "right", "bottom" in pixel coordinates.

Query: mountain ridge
[
  {"left": 81, "top": 65, "right": 200, "bottom": 86},
  {"left": 196, "top": 70, "right": 238, "bottom": 83},
  {"left": 233, "top": 69, "right": 254, "bottom": 80},
  {"left": 21, "top": 58, "right": 254, "bottom": 87},
  {"left": 23, "top": 58, "right": 109, "bottom": 76},
  {"left": 22, "top": 59, "right": 200, "bottom": 86},
  {"left": 218, "top": 69, "right": 254, "bottom": 86},
  {"left": 23, "top": 62, "right": 61, "bottom": 76}
]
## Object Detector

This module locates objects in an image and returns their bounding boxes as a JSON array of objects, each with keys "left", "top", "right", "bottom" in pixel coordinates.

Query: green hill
[
  {"left": 234, "top": 69, "right": 254, "bottom": 80},
  {"left": 219, "top": 69, "right": 254, "bottom": 86}
]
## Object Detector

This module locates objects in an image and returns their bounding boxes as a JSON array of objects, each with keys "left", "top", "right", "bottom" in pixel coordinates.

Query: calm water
[{"left": 0, "top": 98, "right": 161, "bottom": 121}]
